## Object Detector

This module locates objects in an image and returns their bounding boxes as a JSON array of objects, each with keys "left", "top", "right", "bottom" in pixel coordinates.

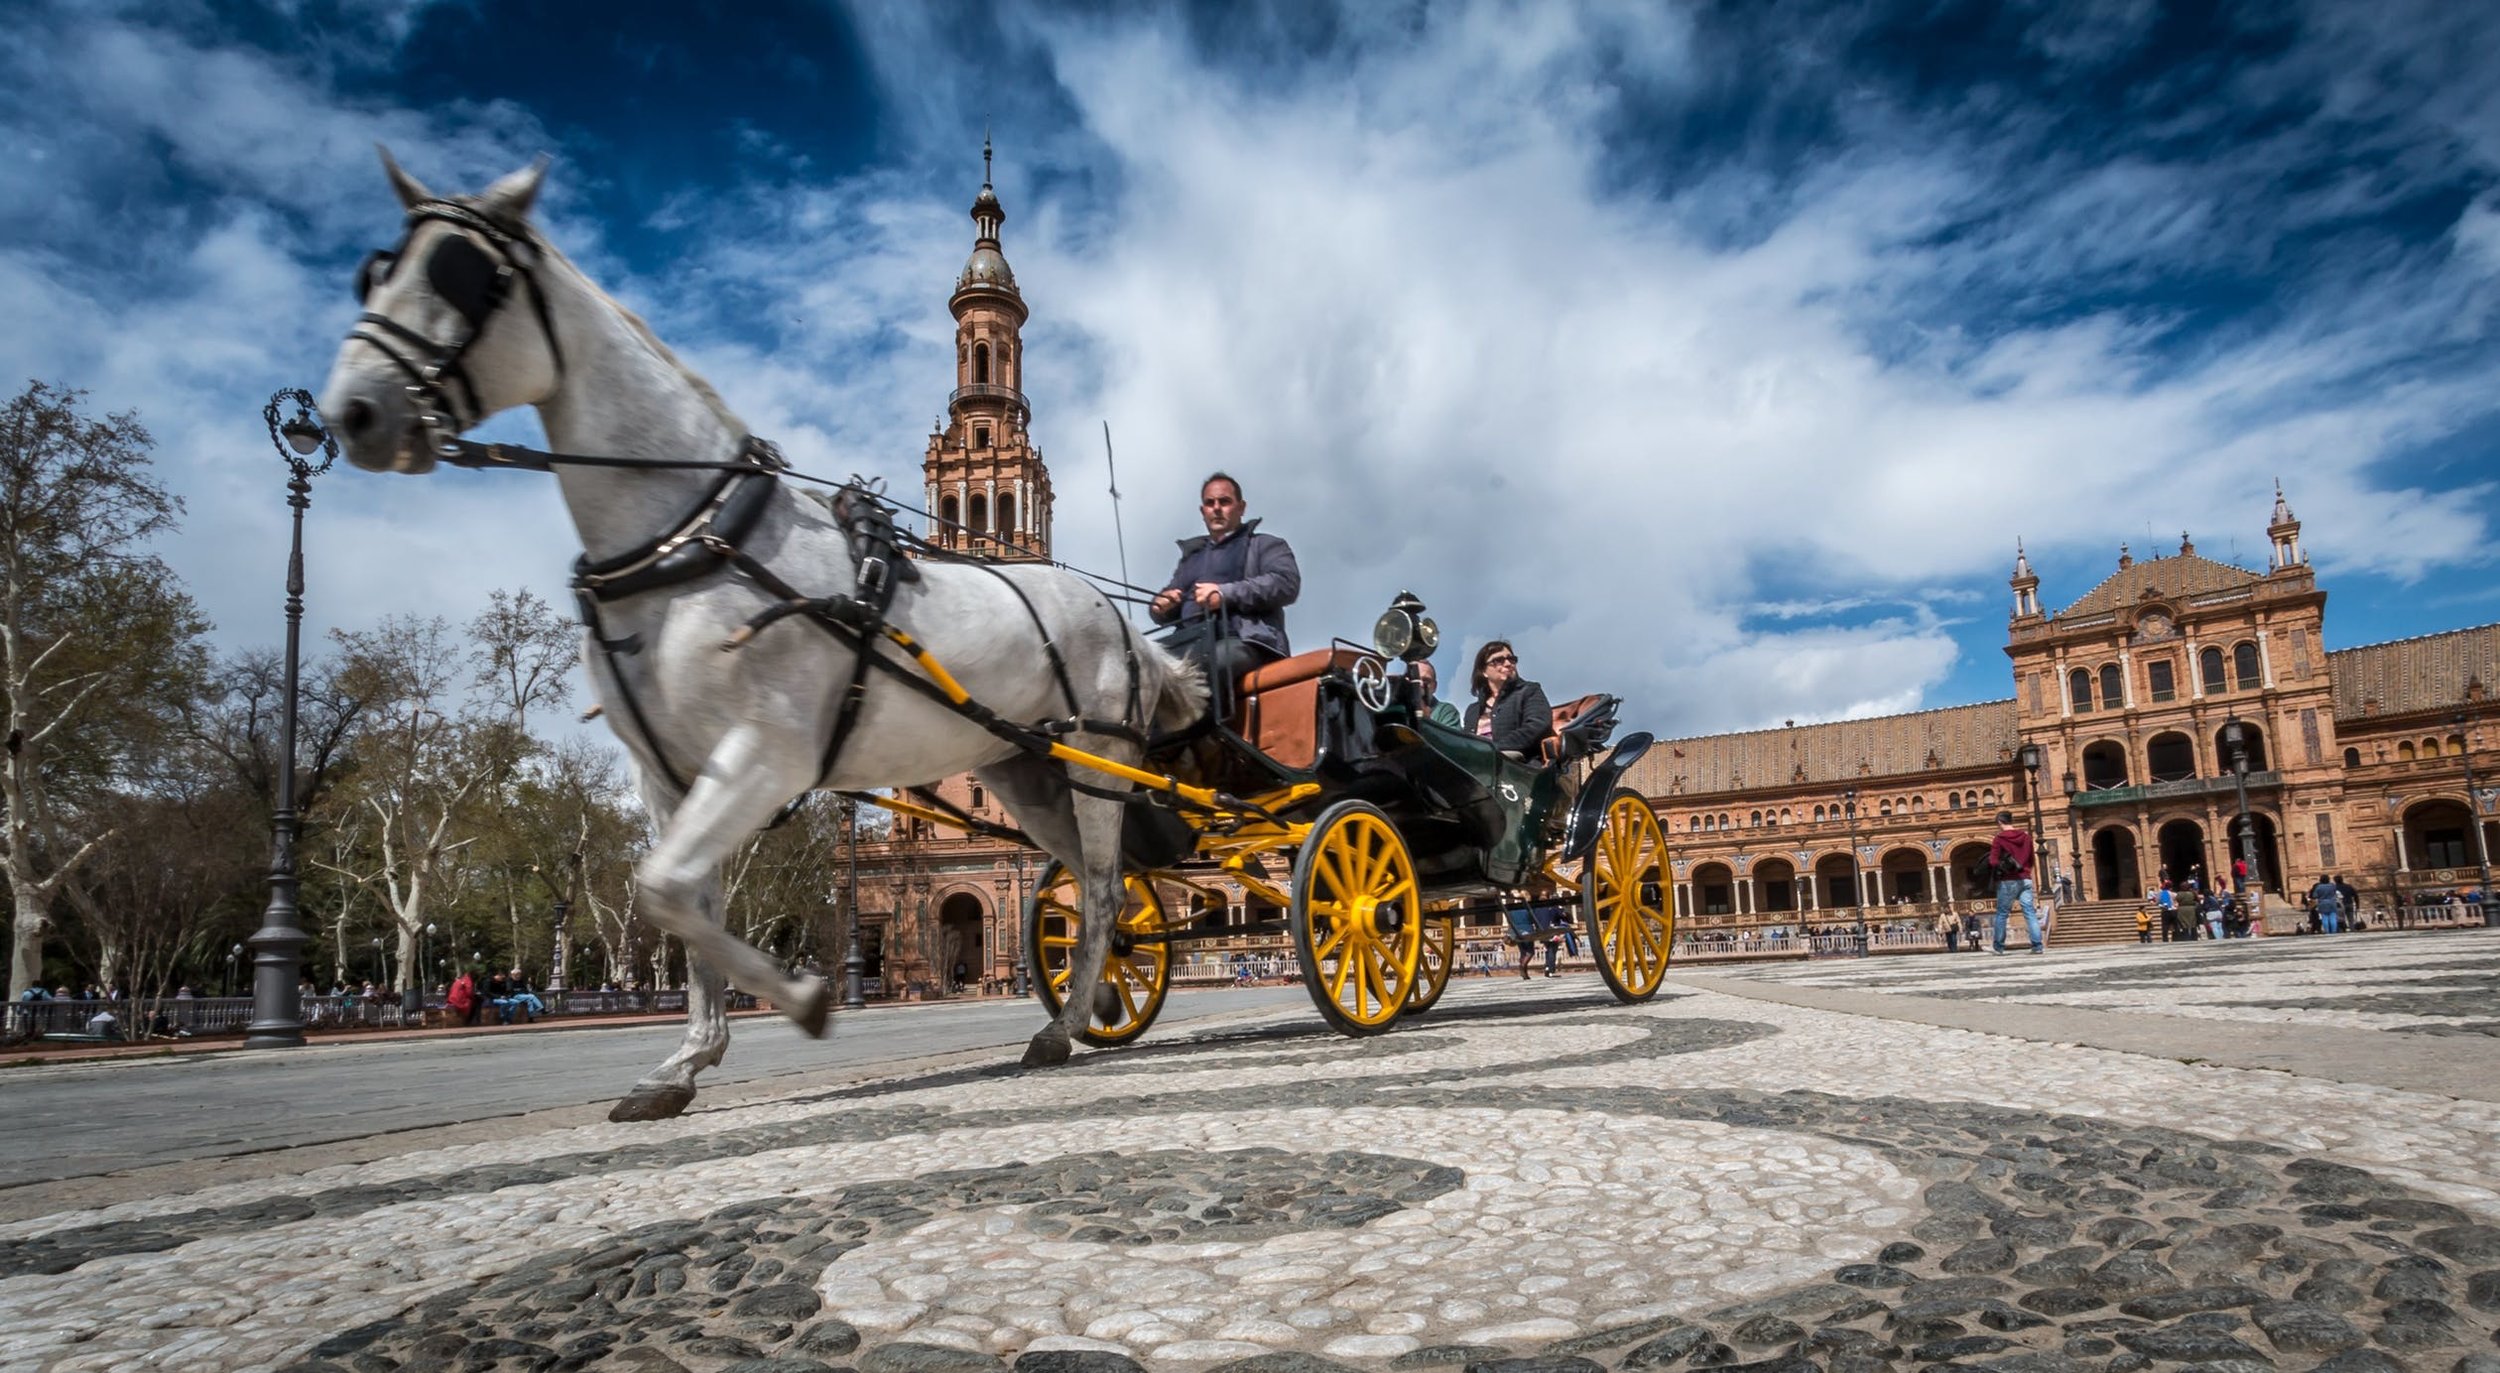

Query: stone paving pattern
[{"left": 3, "top": 932, "right": 2499, "bottom": 1372}]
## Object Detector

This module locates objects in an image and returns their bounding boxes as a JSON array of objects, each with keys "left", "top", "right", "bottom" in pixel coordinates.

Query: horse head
[{"left": 319, "top": 147, "right": 562, "bottom": 474}]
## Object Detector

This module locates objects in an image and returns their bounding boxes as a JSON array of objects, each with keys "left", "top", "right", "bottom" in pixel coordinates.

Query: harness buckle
[{"left": 858, "top": 553, "right": 891, "bottom": 600}]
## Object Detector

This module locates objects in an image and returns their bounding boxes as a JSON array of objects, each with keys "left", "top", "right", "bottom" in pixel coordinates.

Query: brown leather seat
[
  {"left": 1542, "top": 693, "right": 1606, "bottom": 766},
  {"left": 1234, "top": 648, "right": 1366, "bottom": 770}
]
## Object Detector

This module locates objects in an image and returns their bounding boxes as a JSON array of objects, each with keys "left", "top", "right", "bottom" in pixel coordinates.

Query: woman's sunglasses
[{"left": 1486, "top": 655, "right": 1516, "bottom": 666}]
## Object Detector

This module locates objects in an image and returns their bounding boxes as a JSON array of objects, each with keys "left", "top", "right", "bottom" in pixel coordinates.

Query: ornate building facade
[{"left": 1635, "top": 493, "right": 2500, "bottom": 941}]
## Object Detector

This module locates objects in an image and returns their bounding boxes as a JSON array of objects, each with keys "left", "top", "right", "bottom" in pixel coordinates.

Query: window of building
[
  {"left": 1879, "top": 800, "right": 1892, "bottom": 817},
  {"left": 968, "top": 493, "right": 988, "bottom": 532},
  {"left": 2099, "top": 664, "right": 2123, "bottom": 709},
  {"left": 1911, "top": 795, "right": 1925, "bottom": 814},
  {"left": 2424, "top": 825, "right": 2470, "bottom": 869},
  {"left": 2233, "top": 641, "right": 2261, "bottom": 689},
  {"left": 940, "top": 494, "right": 960, "bottom": 529},
  {"left": 2343, "top": 746, "right": 2361, "bottom": 768},
  {"left": 973, "top": 341, "right": 990, "bottom": 384},
  {"left": 1750, "top": 810, "right": 1762, "bottom": 827},
  {"left": 975, "top": 424, "right": 991, "bottom": 449},
  {"left": 2399, "top": 741, "right": 2418, "bottom": 761},
  {"left": 1719, "top": 813, "right": 1731, "bottom": 830},
  {"left": 1982, "top": 788, "right": 1998, "bottom": 806},
  {"left": 1948, "top": 793, "right": 1961, "bottom": 810},
  {"left": 969, "top": 785, "right": 984, "bottom": 810},
  {"left": 2146, "top": 732, "right": 2196, "bottom": 782},
  {"left": 2316, "top": 813, "right": 2337, "bottom": 867},
  {"left": 2448, "top": 734, "right": 2467, "bottom": 756},
  {"left": 2147, "top": 659, "right": 2176, "bottom": 703},
  {"left": 2200, "top": 646, "right": 2227, "bottom": 693},
  {"left": 997, "top": 493, "right": 1015, "bottom": 533},
  {"left": 2070, "top": 668, "right": 2092, "bottom": 712},
  {"left": 1813, "top": 805, "right": 1825, "bottom": 822}
]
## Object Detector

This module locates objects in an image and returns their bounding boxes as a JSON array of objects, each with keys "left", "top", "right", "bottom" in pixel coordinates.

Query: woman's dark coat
[{"left": 1462, "top": 678, "right": 1553, "bottom": 756}]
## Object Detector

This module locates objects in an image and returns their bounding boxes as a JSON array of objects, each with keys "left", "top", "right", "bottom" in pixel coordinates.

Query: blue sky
[{"left": 4, "top": 0, "right": 2496, "bottom": 738}]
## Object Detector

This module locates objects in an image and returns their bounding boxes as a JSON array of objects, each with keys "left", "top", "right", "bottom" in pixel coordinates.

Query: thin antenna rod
[{"left": 1103, "top": 421, "right": 1134, "bottom": 623}]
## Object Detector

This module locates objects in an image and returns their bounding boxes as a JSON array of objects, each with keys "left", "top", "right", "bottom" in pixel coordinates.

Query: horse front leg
[
  {"left": 611, "top": 724, "right": 831, "bottom": 1121},
  {"left": 612, "top": 949, "right": 731, "bottom": 1122},
  {"left": 1023, "top": 786, "right": 1128, "bottom": 1068}
]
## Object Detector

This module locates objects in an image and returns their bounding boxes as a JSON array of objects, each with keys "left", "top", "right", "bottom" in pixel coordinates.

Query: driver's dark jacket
[
  {"left": 1463, "top": 679, "right": 1553, "bottom": 757},
  {"left": 1151, "top": 519, "right": 1301, "bottom": 658}
]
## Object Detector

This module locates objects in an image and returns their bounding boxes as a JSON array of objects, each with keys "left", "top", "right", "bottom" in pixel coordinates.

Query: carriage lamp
[{"left": 1371, "top": 591, "right": 1439, "bottom": 664}]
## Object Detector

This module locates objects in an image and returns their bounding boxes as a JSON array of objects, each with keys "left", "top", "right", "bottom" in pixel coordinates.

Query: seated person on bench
[
  {"left": 1414, "top": 658, "right": 1463, "bottom": 728},
  {"left": 1149, "top": 471, "right": 1301, "bottom": 685},
  {"left": 1461, "top": 640, "right": 1553, "bottom": 760}
]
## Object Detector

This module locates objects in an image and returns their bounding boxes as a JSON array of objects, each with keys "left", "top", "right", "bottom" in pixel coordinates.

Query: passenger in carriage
[
  {"left": 1462, "top": 640, "right": 1553, "bottom": 759},
  {"left": 1412, "top": 658, "right": 1463, "bottom": 728},
  {"left": 1149, "top": 471, "right": 1301, "bottom": 683}
]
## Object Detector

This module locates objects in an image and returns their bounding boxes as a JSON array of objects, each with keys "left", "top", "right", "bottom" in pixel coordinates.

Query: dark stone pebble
[
  {"left": 2379, "top": 1260, "right": 2456, "bottom": 1303},
  {"left": 2473, "top": 1272, "right": 2500, "bottom": 1313},
  {"left": 1879, "top": 1241, "right": 1925, "bottom": 1265},
  {"left": 2314, "top": 1353, "right": 2407, "bottom": 1373},
  {"left": 2015, "top": 1247, "right": 2102, "bottom": 1287},
  {"left": 1978, "top": 1304, "right": 2050, "bottom": 1332},
  {"left": 719, "top": 1360, "right": 843, "bottom": 1373},
  {"left": 2425, "top": 1227, "right": 2500, "bottom": 1265},
  {"left": 682, "top": 1335, "right": 766, "bottom": 1359},
  {"left": 2063, "top": 1336, "right": 2117, "bottom": 1356},
  {"left": 601, "top": 1351, "right": 692, "bottom": 1372},
  {"left": 2087, "top": 1252, "right": 2178, "bottom": 1298},
  {"left": 1992, "top": 1216, "right": 2074, "bottom": 1248},
  {"left": 2115, "top": 1326, "right": 2274, "bottom": 1363},
  {"left": 1460, "top": 1359, "right": 1608, "bottom": 1373},
  {"left": 1549, "top": 1316, "right": 1682, "bottom": 1355},
  {"left": 2296, "top": 1276, "right": 2366, "bottom": 1310},
  {"left": 1819, "top": 1299, "right": 1885, "bottom": 1324},
  {"left": 2368, "top": 1198, "right": 2472, "bottom": 1225},
  {"left": 795, "top": 1321, "right": 863, "bottom": 1357},
  {"left": 860, "top": 1344, "right": 1008, "bottom": 1373},
  {"left": 2105, "top": 1355, "right": 2151, "bottom": 1373},
  {"left": 1010, "top": 1355, "right": 1148, "bottom": 1373},
  {"left": 2453, "top": 1356, "right": 2500, "bottom": 1373},
  {"left": 1392, "top": 1347, "right": 1510, "bottom": 1368},
  {"left": 1204, "top": 1356, "right": 1362, "bottom": 1373},
  {"left": 730, "top": 1283, "right": 823, "bottom": 1321},
  {"left": 1621, "top": 1328, "right": 1713, "bottom": 1369},
  {"left": 2118, "top": 1284, "right": 2264, "bottom": 1319},
  {"left": 1940, "top": 1239, "right": 2017, "bottom": 1274},
  {"left": 1730, "top": 1316, "right": 1804, "bottom": 1347},
  {"left": 2088, "top": 1217, "right": 2155, "bottom": 1247},
  {"left": 1909, "top": 1334, "right": 2010, "bottom": 1362},
  {"left": 2021, "top": 1288, "right": 2109, "bottom": 1316},
  {"left": 1835, "top": 1263, "right": 1916, "bottom": 1289}
]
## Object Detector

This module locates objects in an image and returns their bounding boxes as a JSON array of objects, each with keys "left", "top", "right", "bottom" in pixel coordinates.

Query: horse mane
[{"left": 488, "top": 202, "right": 745, "bottom": 438}]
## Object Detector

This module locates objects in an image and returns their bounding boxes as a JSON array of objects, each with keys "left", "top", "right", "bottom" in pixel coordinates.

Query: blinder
[
  {"left": 424, "top": 234, "right": 507, "bottom": 328},
  {"left": 353, "top": 248, "right": 397, "bottom": 304}
]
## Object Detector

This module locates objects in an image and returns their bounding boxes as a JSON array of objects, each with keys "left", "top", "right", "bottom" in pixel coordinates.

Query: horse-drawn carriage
[{"left": 881, "top": 594, "right": 1675, "bottom": 1044}]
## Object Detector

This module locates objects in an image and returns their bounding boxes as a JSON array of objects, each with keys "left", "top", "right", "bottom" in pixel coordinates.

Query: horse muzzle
[{"left": 319, "top": 374, "right": 442, "bottom": 474}]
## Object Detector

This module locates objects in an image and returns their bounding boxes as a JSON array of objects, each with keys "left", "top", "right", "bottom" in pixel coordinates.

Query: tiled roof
[
  {"left": 2053, "top": 553, "right": 2265, "bottom": 620},
  {"left": 2329, "top": 623, "right": 2500, "bottom": 722},
  {"left": 1626, "top": 700, "right": 2019, "bottom": 800}
]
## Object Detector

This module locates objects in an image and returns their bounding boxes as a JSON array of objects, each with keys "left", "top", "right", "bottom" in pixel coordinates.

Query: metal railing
[{"left": 1, "top": 988, "right": 743, "bottom": 1042}]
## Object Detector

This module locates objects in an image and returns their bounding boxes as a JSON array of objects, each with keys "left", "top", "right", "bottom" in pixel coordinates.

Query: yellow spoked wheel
[
  {"left": 1024, "top": 861, "right": 1176, "bottom": 1046},
  {"left": 1289, "top": 801, "right": 1422, "bottom": 1036},
  {"left": 1583, "top": 788, "right": 1674, "bottom": 1002},
  {"left": 1405, "top": 915, "right": 1458, "bottom": 1015}
]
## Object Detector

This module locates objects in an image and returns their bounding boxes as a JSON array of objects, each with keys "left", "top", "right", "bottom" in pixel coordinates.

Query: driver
[{"left": 1149, "top": 471, "right": 1301, "bottom": 682}]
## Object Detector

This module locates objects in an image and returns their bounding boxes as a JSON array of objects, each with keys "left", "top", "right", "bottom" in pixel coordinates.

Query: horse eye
[{"left": 354, "top": 249, "right": 397, "bottom": 303}]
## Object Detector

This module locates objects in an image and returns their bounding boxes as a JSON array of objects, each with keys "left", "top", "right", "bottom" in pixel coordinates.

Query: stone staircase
[{"left": 2048, "top": 898, "right": 2145, "bottom": 948}]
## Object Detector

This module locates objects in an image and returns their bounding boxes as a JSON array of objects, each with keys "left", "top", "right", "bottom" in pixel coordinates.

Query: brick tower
[{"left": 922, "top": 141, "right": 1052, "bottom": 560}]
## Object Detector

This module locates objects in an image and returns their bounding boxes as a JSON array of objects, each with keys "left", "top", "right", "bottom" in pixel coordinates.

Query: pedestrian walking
[
  {"left": 1987, "top": 810, "right": 2043, "bottom": 954},
  {"left": 2135, "top": 906, "right": 2152, "bottom": 944},
  {"left": 448, "top": 970, "right": 479, "bottom": 1026},
  {"left": 2308, "top": 875, "right": 2343, "bottom": 934}
]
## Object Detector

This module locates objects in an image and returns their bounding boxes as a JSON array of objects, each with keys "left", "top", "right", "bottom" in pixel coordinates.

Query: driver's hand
[
  {"left": 1150, "top": 588, "right": 1183, "bottom": 616},
  {"left": 1192, "top": 582, "right": 1225, "bottom": 610}
]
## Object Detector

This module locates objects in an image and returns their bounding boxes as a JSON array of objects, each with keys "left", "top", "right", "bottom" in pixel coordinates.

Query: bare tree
[{"left": 0, "top": 382, "right": 205, "bottom": 1006}]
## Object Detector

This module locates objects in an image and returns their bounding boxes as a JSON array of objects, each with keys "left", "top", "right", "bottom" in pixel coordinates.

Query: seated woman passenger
[{"left": 1462, "top": 640, "right": 1553, "bottom": 759}]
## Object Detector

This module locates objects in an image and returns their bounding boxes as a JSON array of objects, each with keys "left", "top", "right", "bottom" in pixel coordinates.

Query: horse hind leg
[{"left": 1025, "top": 784, "right": 1128, "bottom": 1069}]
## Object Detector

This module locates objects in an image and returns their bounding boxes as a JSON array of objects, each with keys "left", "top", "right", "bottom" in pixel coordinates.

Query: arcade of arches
[{"left": 1630, "top": 507, "right": 2499, "bottom": 941}]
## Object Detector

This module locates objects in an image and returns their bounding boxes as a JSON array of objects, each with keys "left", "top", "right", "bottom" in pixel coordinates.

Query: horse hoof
[
  {"left": 1020, "top": 1026, "right": 1071, "bottom": 1069},
  {"left": 608, "top": 1084, "right": 697, "bottom": 1122},
  {"left": 790, "top": 976, "right": 833, "bottom": 1039}
]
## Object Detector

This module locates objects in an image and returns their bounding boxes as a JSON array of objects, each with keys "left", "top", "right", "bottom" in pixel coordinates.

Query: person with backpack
[
  {"left": 2308, "top": 875, "right": 2343, "bottom": 934},
  {"left": 1987, "top": 810, "right": 2043, "bottom": 954}
]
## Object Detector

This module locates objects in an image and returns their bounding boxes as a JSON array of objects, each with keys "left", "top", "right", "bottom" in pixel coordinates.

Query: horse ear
[
  {"left": 478, "top": 155, "right": 551, "bottom": 221},
  {"left": 377, "top": 144, "right": 432, "bottom": 209}
]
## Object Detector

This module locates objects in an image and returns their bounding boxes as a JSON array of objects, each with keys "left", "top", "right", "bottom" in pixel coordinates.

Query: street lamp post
[
  {"left": 227, "top": 943, "right": 244, "bottom": 998},
  {"left": 2062, "top": 769, "right": 2083, "bottom": 901},
  {"left": 840, "top": 797, "right": 867, "bottom": 1010},
  {"left": 2456, "top": 708, "right": 2496, "bottom": 926},
  {"left": 1011, "top": 854, "right": 1028, "bottom": 997},
  {"left": 1841, "top": 788, "right": 1864, "bottom": 954},
  {"left": 370, "top": 936, "right": 384, "bottom": 987},
  {"left": 244, "top": 389, "right": 336, "bottom": 1048},
  {"left": 2018, "top": 742, "right": 2050, "bottom": 920},
  {"left": 530, "top": 855, "right": 580, "bottom": 995},
  {"left": 2222, "top": 715, "right": 2262, "bottom": 925}
]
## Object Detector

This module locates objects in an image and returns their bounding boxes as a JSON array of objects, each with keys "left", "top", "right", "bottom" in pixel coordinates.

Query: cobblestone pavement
[
  {"left": 1698, "top": 928, "right": 2500, "bottom": 1037},
  {"left": 5, "top": 941, "right": 2500, "bottom": 1373}
]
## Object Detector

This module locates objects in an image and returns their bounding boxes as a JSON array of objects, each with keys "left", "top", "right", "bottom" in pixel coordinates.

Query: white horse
[{"left": 318, "top": 153, "right": 1204, "bottom": 1120}]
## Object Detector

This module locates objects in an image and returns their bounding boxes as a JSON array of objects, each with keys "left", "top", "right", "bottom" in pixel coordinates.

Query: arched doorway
[
  {"left": 1691, "top": 862, "right": 1735, "bottom": 916},
  {"left": 1948, "top": 841, "right": 1995, "bottom": 901},
  {"left": 2092, "top": 825, "right": 2141, "bottom": 902},
  {"left": 1754, "top": 858, "right": 1797, "bottom": 912},
  {"left": 1880, "top": 848, "right": 1929, "bottom": 904},
  {"left": 936, "top": 891, "right": 985, "bottom": 993},
  {"left": 2156, "top": 819, "right": 2209, "bottom": 892},
  {"left": 2081, "top": 740, "right": 2129, "bottom": 790},
  {"left": 2146, "top": 732, "right": 2196, "bottom": 783},
  {"left": 2401, "top": 800, "right": 2480, "bottom": 877},
  {"left": 1816, "top": 853, "right": 1860, "bottom": 908},
  {"left": 2219, "top": 810, "right": 2285, "bottom": 891}
]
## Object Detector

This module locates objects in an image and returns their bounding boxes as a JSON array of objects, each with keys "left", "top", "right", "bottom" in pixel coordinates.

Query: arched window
[
  {"left": 997, "top": 494, "right": 1016, "bottom": 534},
  {"left": 2343, "top": 747, "right": 2362, "bottom": 768},
  {"left": 1947, "top": 793, "right": 1961, "bottom": 811},
  {"left": 2399, "top": 741, "right": 2418, "bottom": 761},
  {"left": 2200, "top": 647, "right": 2227, "bottom": 693},
  {"left": 2232, "top": 641, "right": 2261, "bottom": 690},
  {"left": 968, "top": 493, "right": 989, "bottom": 532},
  {"left": 1780, "top": 808, "right": 1792, "bottom": 824},
  {"left": 2099, "top": 664, "right": 2123, "bottom": 709},
  {"left": 1982, "top": 788, "right": 1998, "bottom": 806},
  {"left": 1719, "top": 813, "right": 1730, "bottom": 830},
  {"left": 973, "top": 341, "right": 991, "bottom": 384},
  {"left": 974, "top": 424, "right": 991, "bottom": 449},
  {"left": 2070, "top": 668, "right": 2093, "bottom": 712},
  {"left": 939, "top": 494, "right": 960, "bottom": 529},
  {"left": 2425, "top": 736, "right": 2444, "bottom": 756},
  {"left": 1688, "top": 816, "right": 1700, "bottom": 832},
  {"left": 1879, "top": 800, "right": 1892, "bottom": 817},
  {"left": 1813, "top": 805, "right": 1826, "bottom": 822},
  {"left": 1911, "top": 795, "right": 1925, "bottom": 814},
  {"left": 969, "top": 785, "right": 985, "bottom": 810},
  {"left": 2448, "top": 734, "right": 2467, "bottom": 756},
  {"left": 1750, "top": 810, "right": 1762, "bottom": 827},
  {"left": 2147, "top": 659, "right": 2176, "bottom": 702}
]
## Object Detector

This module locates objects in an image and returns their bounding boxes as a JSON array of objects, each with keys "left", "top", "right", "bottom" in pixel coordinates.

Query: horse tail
[{"left": 1138, "top": 633, "right": 1208, "bottom": 735}]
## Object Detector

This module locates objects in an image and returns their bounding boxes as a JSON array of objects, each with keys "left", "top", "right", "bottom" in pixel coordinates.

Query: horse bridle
[{"left": 348, "top": 199, "right": 567, "bottom": 460}]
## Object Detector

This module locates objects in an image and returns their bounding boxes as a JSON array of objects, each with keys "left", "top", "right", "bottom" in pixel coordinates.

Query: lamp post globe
[
  {"left": 245, "top": 389, "right": 336, "bottom": 1048},
  {"left": 2222, "top": 715, "right": 2261, "bottom": 918}
]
